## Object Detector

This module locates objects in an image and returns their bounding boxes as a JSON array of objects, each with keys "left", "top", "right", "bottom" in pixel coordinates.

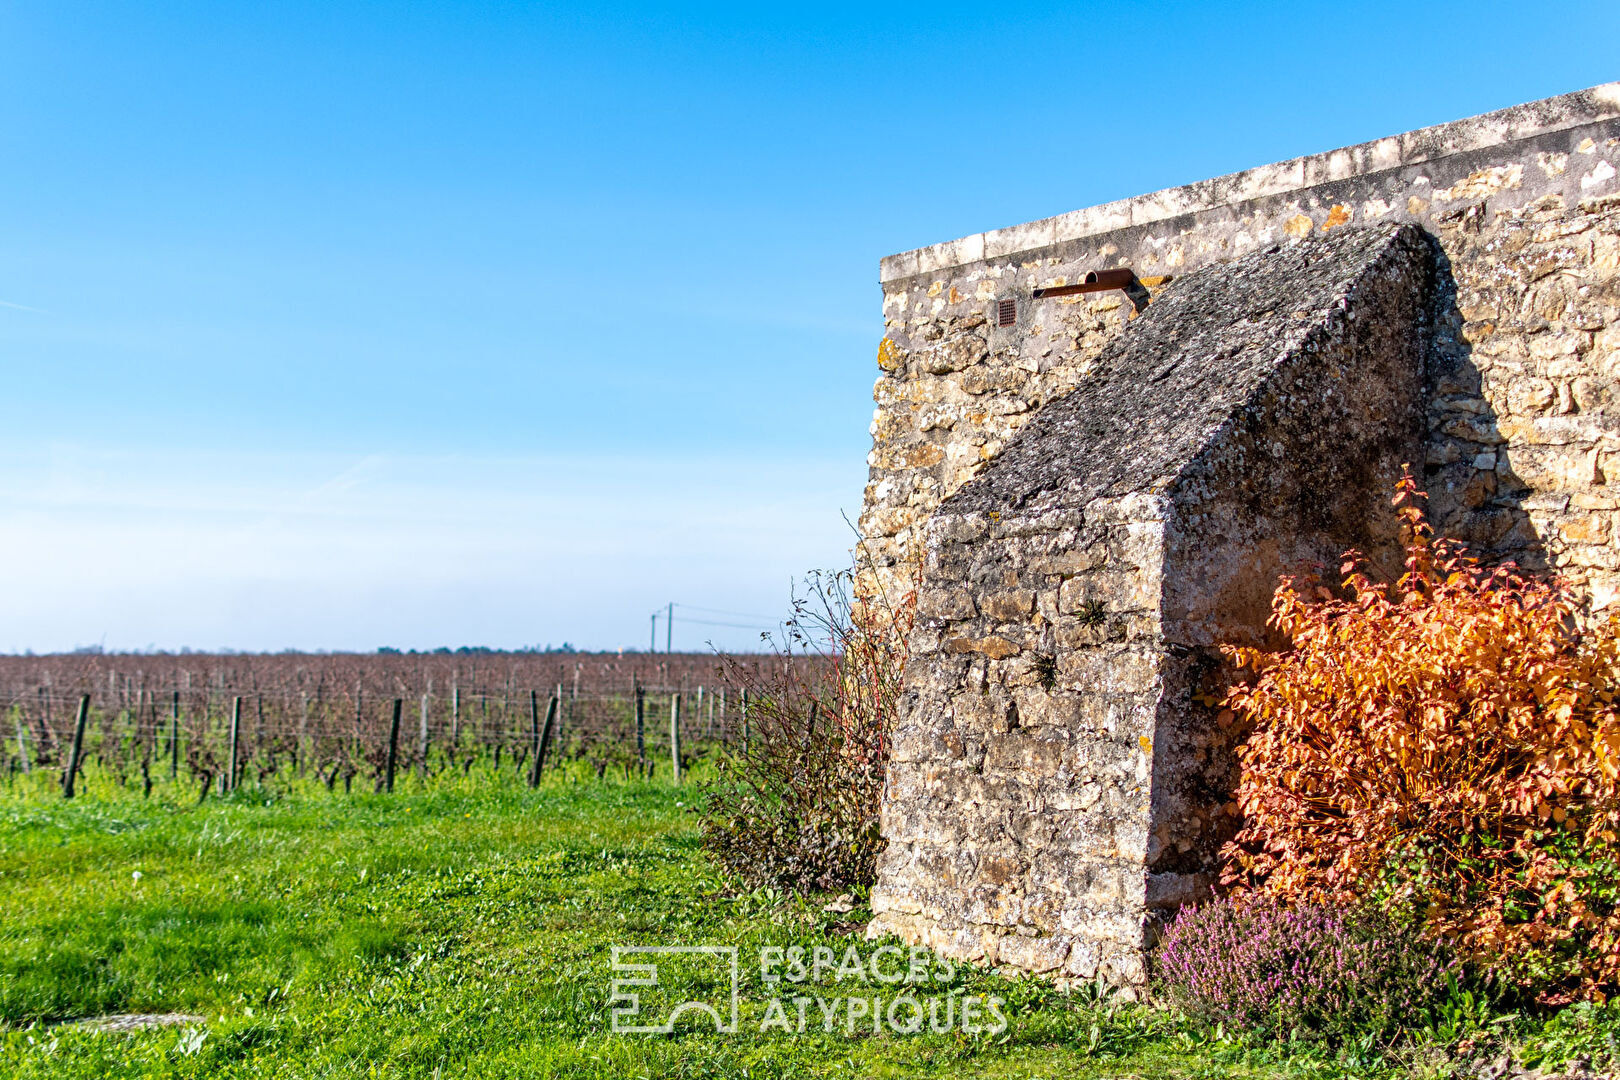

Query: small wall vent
[{"left": 996, "top": 298, "right": 1016, "bottom": 327}]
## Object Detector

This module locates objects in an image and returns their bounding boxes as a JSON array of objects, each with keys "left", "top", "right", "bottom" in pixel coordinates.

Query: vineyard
[{"left": 0, "top": 651, "right": 825, "bottom": 800}]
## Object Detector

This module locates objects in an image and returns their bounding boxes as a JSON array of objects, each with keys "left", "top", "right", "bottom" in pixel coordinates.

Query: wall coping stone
[{"left": 878, "top": 82, "right": 1620, "bottom": 285}]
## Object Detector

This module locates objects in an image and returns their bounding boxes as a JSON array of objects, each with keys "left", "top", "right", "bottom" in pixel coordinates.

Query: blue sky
[{"left": 1, "top": 2, "right": 1615, "bottom": 653}]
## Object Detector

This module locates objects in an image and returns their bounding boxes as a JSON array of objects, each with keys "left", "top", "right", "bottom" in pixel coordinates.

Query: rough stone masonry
[{"left": 862, "top": 83, "right": 1620, "bottom": 984}]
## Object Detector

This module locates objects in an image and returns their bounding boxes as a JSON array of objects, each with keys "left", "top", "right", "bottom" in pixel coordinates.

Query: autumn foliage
[{"left": 1222, "top": 471, "right": 1620, "bottom": 1000}]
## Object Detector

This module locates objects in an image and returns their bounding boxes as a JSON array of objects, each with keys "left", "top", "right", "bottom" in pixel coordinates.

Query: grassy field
[{"left": 0, "top": 766, "right": 1541, "bottom": 1079}]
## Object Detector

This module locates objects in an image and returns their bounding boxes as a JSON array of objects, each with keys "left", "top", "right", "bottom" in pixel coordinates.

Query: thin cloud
[
  {"left": 0, "top": 299, "right": 45, "bottom": 314},
  {"left": 304, "top": 454, "right": 389, "bottom": 499}
]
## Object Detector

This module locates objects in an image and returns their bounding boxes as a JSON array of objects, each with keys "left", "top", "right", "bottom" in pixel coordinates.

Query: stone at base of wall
[
  {"left": 865, "top": 909, "right": 1146, "bottom": 987},
  {"left": 1144, "top": 872, "right": 1218, "bottom": 910},
  {"left": 864, "top": 878, "right": 1216, "bottom": 990}
]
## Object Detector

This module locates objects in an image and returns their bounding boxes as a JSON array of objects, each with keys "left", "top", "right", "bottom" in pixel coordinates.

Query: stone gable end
[{"left": 869, "top": 225, "right": 1432, "bottom": 983}]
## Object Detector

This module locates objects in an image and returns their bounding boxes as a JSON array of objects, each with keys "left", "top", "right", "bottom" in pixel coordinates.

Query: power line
[
  {"left": 677, "top": 616, "right": 778, "bottom": 631},
  {"left": 643, "top": 601, "right": 784, "bottom": 654},
  {"left": 673, "top": 603, "right": 781, "bottom": 623}
]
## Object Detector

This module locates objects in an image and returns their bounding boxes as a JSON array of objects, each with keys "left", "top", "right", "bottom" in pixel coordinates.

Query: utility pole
[
  {"left": 666, "top": 601, "right": 674, "bottom": 653},
  {"left": 650, "top": 612, "right": 658, "bottom": 654}
]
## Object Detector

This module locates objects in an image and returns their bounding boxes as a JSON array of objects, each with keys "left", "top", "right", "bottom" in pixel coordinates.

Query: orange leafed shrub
[{"left": 1222, "top": 471, "right": 1620, "bottom": 1001}]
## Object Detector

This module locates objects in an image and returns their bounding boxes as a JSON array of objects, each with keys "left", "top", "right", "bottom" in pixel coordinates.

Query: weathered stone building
[{"left": 862, "top": 84, "right": 1620, "bottom": 984}]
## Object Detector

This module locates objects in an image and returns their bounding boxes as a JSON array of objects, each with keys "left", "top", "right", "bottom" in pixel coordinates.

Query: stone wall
[
  {"left": 859, "top": 83, "right": 1620, "bottom": 610},
  {"left": 869, "top": 225, "right": 1433, "bottom": 982},
  {"left": 861, "top": 83, "right": 1620, "bottom": 984}
]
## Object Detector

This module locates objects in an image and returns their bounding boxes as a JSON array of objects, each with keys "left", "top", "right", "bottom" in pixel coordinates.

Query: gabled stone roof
[{"left": 945, "top": 224, "right": 1432, "bottom": 516}]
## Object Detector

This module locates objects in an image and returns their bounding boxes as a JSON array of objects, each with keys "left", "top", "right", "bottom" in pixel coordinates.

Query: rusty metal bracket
[{"left": 1031, "top": 268, "right": 1136, "bottom": 298}]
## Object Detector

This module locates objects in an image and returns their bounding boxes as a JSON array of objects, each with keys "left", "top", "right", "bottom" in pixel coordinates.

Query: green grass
[{"left": 0, "top": 763, "right": 1539, "bottom": 1078}]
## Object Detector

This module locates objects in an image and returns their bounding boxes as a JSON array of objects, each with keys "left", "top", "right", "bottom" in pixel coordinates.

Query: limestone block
[
  {"left": 1043, "top": 780, "right": 1104, "bottom": 811},
  {"left": 1100, "top": 952, "right": 1147, "bottom": 987},
  {"left": 1561, "top": 514, "right": 1613, "bottom": 545},
  {"left": 1144, "top": 872, "right": 1218, "bottom": 910},
  {"left": 1573, "top": 377, "right": 1617, "bottom": 412},
  {"left": 996, "top": 934, "right": 1071, "bottom": 974},
  {"left": 983, "top": 731, "right": 1068, "bottom": 775},
  {"left": 932, "top": 926, "right": 995, "bottom": 964},
  {"left": 1028, "top": 549, "right": 1105, "bottom": 576},
  {"left": 889, "top": 727, "right": 953, "bottom": 764},
  {"left": 1052, "top": 619, "right": 1109, "bottom": 650},
  {"left": 943, "top": 634, "right": 1022, "bottom": 660},
  {"left": 1057, "top": 572, "right": 1155, "bottom": 614},
  {"left": 962, "top": 886, "right": 1025, "bottom": 928},
  {"left": 923, "top": 334, "right": 990, "bottom": 375},
  {"left": 981, "top": 589, "right": 1035, "bottom": 622},
  {"left": 1061, "top": 939, "right": 1101, "bottom": 979},
  {"left": 1441, "top": 415, "right": 1507, "bottom": 444},
  {"left": 1058, "top": 906, "right": 1151, "bottom": 948},
  {"left": 917, "top": 586, "right": 977, "bottom": 620},
  {"left": 862, "top": 505, "right": 914, "bottom": 539},
  {"left": 869, "top": 883, "right": 925, "bottom": 917},
  {"left": 1009, "top": 688, "right": 1085, "bottom": 730},
  {"left": 930, "top": 513, "right": 987, "bottom": 545},
  {"left": 1057, "top": 648, "right": 1161, "bottom": 695}
]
